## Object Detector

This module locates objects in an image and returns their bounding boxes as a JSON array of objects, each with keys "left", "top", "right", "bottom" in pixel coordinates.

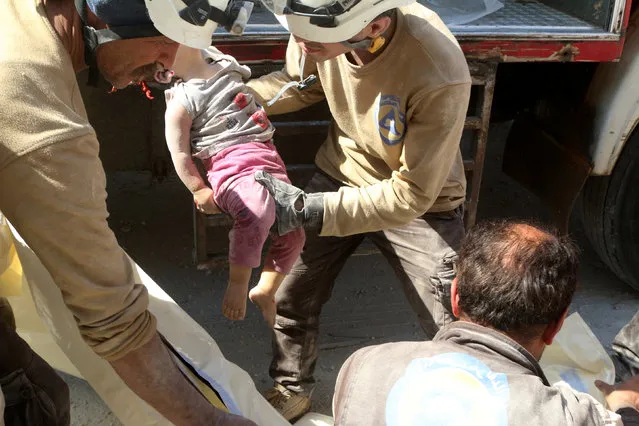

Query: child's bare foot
[
  {"left": 222, "top": 281, "right": 248, "bottom": 320},
  {"left": 249, "top": 286, "right": 276, "bottom": 328}
]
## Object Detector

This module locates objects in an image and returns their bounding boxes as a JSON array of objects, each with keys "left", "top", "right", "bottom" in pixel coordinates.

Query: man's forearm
[
  {"left": 319, "top": 182, "right": 429, "bottom": 237},
  {"left": 110, "top": 332, "right": 255, "bottom": 426}
]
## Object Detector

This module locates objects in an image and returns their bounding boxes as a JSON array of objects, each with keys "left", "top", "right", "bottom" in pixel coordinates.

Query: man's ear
[
  {"left": 451, "top": 277, "right": 461, "bottom": 318},
  {"left": 541, "top": 308, "right": 568, "bottom": 345},
  {"left": 367, "top": 16, "right": 392, "bottom": 38}
]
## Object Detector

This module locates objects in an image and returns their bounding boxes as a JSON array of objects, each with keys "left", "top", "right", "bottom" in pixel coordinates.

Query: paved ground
[{"left": 64, "top": 122, "right": 639, "bottom": 425}]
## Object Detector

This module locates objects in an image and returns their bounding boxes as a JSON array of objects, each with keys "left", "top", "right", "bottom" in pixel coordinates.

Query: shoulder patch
[
  {"left": 386, "top": 353, "right": 510, "bottom": 425},
  {"left": 376, "top": 95, "right": 406, "bottom": 146}
]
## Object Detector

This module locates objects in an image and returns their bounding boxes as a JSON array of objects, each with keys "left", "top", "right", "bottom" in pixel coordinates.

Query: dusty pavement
[{"left": 64, "top": 121, "right": 639, "bottom": 425}]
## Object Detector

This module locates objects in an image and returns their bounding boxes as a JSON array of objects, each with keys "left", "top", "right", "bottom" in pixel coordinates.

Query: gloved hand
[{"left": 254, "top": 170, "right": 324, "bottom": 235}]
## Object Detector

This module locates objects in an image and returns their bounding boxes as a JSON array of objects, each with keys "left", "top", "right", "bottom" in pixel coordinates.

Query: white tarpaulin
[
  {"left": 540, "top": 312, "right": 616, "bottom": 406},
  {"left": 0, "top": 216, "right": 293, "bottom": 425}
]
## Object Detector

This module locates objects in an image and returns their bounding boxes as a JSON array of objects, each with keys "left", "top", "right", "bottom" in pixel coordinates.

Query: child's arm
[{"left": 165, "top": 100, "right": 220, "bottom": 214}]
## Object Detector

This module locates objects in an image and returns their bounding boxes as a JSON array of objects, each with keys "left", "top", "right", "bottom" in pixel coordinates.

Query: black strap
[
  {"left": 74, "top": 0, "right": 100, "bottom": 86},
  {"left": 181, "top": 0, "right": 235, "bottom": 30}
]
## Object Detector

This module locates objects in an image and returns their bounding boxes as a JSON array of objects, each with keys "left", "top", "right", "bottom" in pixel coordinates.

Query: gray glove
[{"left": 254, "top": 170, "right": 324, "bottom": 235}]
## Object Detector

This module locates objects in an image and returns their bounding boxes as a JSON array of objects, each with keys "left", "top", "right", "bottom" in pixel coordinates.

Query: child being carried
[{"left": 161, "top": 45, "right": 305, "bottom": 327}]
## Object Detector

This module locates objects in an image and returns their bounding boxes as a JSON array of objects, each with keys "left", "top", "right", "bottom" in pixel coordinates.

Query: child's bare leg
[
  {"left": 223, "top": 265, "right": 252, "bottom": 321},
  {"left": 249, "top": 269, "right": 286, "bottom": 328}
]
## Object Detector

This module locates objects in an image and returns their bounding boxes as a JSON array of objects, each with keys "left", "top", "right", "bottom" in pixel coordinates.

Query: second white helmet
[
  {"left": 145, "top": 0, "right": 254, "bottom": 48},
  {"left": 263, "top": 0, "right": 415, "bottom": 43}
]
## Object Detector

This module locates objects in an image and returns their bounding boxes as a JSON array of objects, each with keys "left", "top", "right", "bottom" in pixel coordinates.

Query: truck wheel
[{"left": 580, "top": 128, "right": 639, "bottom": 291}]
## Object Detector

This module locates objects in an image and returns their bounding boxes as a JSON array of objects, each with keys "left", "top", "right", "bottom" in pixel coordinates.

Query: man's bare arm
[{"left": 110, "top": 333, "right": 257, "bottom": 426}]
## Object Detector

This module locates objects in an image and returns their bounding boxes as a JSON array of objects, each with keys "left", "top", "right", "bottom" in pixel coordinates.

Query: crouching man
[{"left": 332, "top": 220, "right": 639, "bottom": 425}]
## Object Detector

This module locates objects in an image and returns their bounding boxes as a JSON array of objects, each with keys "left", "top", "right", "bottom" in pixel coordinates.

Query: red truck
[{"left": 86, "top": 0, "right": 639, "bottom": 290}]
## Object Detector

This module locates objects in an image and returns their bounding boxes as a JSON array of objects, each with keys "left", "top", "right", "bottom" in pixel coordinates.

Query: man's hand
[
  {"left": 596, "top": 376, "right": 639, "bottom": 412},
  {"left": 193, "top": 187, "right": 221, "bottom": 215},
  {"left": 254, "top": 170, "right": 324, "bottom": 235}
]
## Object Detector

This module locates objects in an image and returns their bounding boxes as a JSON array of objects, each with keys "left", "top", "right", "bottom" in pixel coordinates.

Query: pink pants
[{"left": 203, "top": 142, "right": 305, "bottom": 273}]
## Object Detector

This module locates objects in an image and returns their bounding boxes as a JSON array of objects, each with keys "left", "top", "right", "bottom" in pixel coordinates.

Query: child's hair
[{"left": 108, "top": 81, "right": 155, "bottom": 100}]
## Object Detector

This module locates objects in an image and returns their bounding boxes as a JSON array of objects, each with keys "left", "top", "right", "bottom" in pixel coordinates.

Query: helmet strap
[
  {"left": 266, "top": 53, "right": 318, "bottom": 106},
  {"left": 339, "top": 38, "right": 371, "bottom": 51},
  {"left": 74, "top": 0, "right": 100, "bottom": 86},
  {"left": 340, "top": 34, "right": 385, "bottom": 53}
]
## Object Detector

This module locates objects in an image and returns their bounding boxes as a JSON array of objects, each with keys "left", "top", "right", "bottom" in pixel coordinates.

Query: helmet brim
[
  {"left": 274, "top": 0, "right": 413, "bottom": 42},
  {"left": 145, "top": 0, "right": 220, "bottom": 48}
]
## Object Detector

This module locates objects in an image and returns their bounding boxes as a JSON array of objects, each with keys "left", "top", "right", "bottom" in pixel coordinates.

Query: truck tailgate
[{"left": 215, "top": 0, "right": 631, "bottom": 61}]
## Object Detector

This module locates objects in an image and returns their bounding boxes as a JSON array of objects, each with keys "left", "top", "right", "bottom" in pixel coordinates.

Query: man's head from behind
[{"left": 451, "top": 220, "right": 580, "bottom": 358}]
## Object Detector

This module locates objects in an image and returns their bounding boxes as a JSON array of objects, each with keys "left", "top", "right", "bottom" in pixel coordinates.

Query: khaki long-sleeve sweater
[
  {"left": 0, "top": 0, "right": 155, "bottom": 361},
  {"left": 248, "top": 4, "right": 471, "bottom": 237}
]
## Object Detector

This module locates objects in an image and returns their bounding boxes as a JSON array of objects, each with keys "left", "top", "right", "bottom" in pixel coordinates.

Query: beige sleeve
[
  {"left": 0, "top": 134, "right": 156, "bottom": 361},
  {"left": 321, "top": 83, "right": 470, "bottom": 237},
  {"left": 246, "top": 36, "right": 325, "bottom": 116}
]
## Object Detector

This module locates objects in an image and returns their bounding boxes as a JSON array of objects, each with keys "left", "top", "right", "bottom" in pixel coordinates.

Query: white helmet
[
  {"left": 145, "top": 0, "right": 254, "bottom": 48},
  {"left": 262, "top": 0, "right": 414, "bottom": 43}
]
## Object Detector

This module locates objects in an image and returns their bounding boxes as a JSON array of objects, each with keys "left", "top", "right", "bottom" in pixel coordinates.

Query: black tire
[{"left": 580, "top": 127, "right": 639, "bottom": 291}]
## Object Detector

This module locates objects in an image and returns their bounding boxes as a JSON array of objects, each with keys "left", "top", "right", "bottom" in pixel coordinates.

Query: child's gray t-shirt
[{"left": 166, "top": 47, "right": 275, "bottom": 160}]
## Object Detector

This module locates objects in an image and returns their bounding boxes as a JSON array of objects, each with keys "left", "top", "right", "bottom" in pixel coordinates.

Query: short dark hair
[
  {"left": 373, "top": 8, "right": 397, "bottom": 22},
  {"left": 456, "top": 220, "right": 579, "bottom": 341}
]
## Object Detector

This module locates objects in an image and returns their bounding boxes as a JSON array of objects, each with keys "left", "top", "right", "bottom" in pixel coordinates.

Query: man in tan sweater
[
  {"left": 248, "top": 0, "right": 471, "bottom": 420},
  {"left": 0, "top": 0, "right": 255, "bottom": 424}
]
